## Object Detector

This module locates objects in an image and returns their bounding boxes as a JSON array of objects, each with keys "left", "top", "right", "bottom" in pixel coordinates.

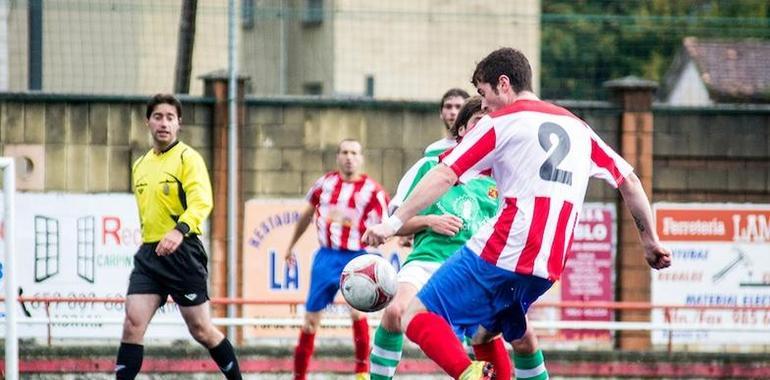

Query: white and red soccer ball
[{"left": 340, "top": 254, "right": 398, "bottom": 312}]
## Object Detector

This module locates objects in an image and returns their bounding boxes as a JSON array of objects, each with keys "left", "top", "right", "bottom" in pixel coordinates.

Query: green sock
[
  {"left": 370, "top": 326, "right": 403, "bottom": 380},
  {"left": 513, "top": 349, "right": 548, "bottom": 380}
]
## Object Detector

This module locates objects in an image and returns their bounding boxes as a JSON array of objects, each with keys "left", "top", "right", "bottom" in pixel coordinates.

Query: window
[
  {"left": 34, "top": 216, "right": 60, "bottom": 282},
  {"left": 303, "top": 0, "right": 324, "bottom": 26},
  {"left": 77, "top": 216, "right": 95, "bottom": 283},
  {"left": 303, "top": 82, "right": 323, "bottom": 95},
  {"left": 241, "top": 0, "right": 255, "bottom": 29},
  {"left": 365, "top": 75, "right": 375, "bottom": 97}
]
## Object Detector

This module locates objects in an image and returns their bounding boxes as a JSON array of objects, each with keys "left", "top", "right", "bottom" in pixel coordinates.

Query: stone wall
[
  {"left": 240, "top": 98, "right": 625, "bottom": 201},
  {"left": 653, "top": 105, "right": 770, "bottom": 202},
  {"left": 0, "top": 94, "right": 213, "bottom": 192},
  {"left": 244, "top": 99, "right": 463, "bottom": 199},
  {"left": 3, "top": 93, "right": 767, "bottom": 223}
]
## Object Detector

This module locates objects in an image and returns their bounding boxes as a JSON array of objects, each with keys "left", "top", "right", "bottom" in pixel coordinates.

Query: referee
[{"left": 115, "top": 94, "right": 241, "bottom": 380}]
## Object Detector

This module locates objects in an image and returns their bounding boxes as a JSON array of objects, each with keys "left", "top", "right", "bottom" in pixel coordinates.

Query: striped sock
[
  {"left": 370, "top": 326, "right": 403, "bottom": 380},
  {"left": 514, "top": 349, "right": 548, "bottom": 380}
]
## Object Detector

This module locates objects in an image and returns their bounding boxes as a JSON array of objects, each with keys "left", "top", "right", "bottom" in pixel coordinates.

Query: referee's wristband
[
  {"left": 384, "top": 215, "right": 404, "bottom": 233},
  {"left": 174, "top": 222, "right": 191, "bottom": 236}
]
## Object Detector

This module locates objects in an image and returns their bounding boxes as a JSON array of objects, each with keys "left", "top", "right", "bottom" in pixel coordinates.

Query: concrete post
[
  {"left": 201, "top": 70, "right": 249, "bottom": 330},
  {"left": 604, "top": 76, "right": 658, "bottom": 350}
]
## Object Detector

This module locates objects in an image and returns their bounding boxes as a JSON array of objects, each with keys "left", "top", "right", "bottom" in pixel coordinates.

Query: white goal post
[{"left": 1, "top": 157, "right": 17, "bottom": 380}]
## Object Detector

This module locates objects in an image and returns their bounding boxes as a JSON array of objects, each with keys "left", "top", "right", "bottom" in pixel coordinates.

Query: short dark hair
[
  {"left": 337, "top": 138, "right": 362, "bottom": 153},
  {"left": 440, "top": 88, "right": 470, "bottom": 110},
  {"left": 145, "top": 93, "right": 183, "bottom": 119},
  {"left": 450, "top": 96, "right": 484, "bottom": 139},
  {"left": 471, "top": 48, "right": 532, "bottom": 93}
]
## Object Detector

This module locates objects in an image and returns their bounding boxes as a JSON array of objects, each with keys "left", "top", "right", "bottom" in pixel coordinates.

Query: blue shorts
[
  {"left": 418, "top": 246, "right": 553, "bottom": 342},
  {"left": 305, "top": 247, "right": 367, "bottom": 312}
]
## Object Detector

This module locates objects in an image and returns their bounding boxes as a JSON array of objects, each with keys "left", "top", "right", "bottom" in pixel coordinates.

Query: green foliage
[{"left": 541, "top": 0, "right": 770, "bottom": 100}]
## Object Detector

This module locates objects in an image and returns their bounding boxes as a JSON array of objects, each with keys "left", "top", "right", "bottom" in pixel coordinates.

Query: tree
[{"left": 541, "top": 0, "right": 770, "bottom": 100}]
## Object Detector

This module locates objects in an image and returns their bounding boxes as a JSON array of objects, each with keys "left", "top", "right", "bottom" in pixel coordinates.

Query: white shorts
[{"left": 397, "top": 260, "right": 443, "bottom": 290}]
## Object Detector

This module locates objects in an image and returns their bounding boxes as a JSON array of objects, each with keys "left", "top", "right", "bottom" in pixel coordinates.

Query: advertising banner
[
  {"left": 559, "top": 203, "right": 616, "bottom": 341},
  {"left": 241, "top": 199, "right": 410, "bottom": 339},
  {"left": 652, "top": 203, "right": 770, "bottom": 344},
  {"left": 242, "top": 199, "right": 617, "bottom": 343},
  {"left": 529, "top": 203, "right": 616, "bottom": 344},
  {"left": 0, "top": 193, "right": 190, "bottom": 339}
]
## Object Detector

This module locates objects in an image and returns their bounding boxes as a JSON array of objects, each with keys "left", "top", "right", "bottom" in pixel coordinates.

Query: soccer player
[
  {"left": 115, "top": 94, "right": 242, "bottom": 380},
  {"left": 395, "top": 88, "right": 468, "bottom": 250},
  {"left": 370, "top": 96, "right": 514, "bottom": 380},
  {"left": 364, "top": 48, "right": 672, "bottom": 380},
  {"left": 284, "top": 139, "right": 390, "bottom": 380},
  {"left": 423, "top": 88, "right": 470, "bottom": 157}
]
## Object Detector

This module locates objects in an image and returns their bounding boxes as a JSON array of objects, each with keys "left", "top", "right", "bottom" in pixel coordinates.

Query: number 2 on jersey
[{"left": 538, "top": 122, "right": 573, "bottom": 185}]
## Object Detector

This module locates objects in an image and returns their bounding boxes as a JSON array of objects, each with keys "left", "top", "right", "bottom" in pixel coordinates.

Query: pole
[
  {"left": 173, "top": 0, "right": 198, "bottom": 94},
  {"left": 226, "top": 0, "right": 238, "bottom": 341},
  {"left": 2, "top": 157, "right": 18, "bottom": 379}
]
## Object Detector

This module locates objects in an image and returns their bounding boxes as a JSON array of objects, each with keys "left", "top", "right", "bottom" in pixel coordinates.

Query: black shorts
[{"left": 127, "top": 235, "right": 210, "bottom": 307}]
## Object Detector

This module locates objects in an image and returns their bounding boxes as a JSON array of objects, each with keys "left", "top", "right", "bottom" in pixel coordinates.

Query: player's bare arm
[
  {"left": 396, "top": 214, "right": 463, "bottom": 236},
  {"left": 618, "top": 172, "right": 672, "bottom": 270},
  {"left": 363, "top": 164, "right": 457, "bottom": 246},
  {"left": 285, "top": 203, "right": 315, "bottom": 266}
]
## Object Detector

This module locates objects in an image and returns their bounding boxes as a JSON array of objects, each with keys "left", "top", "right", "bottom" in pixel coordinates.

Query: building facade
[
  {"left": 241, "top": 0, "right": 541, "bottom": 100},
  {"left": 3, "top": 0, "right": 540, "bottom": 99}
]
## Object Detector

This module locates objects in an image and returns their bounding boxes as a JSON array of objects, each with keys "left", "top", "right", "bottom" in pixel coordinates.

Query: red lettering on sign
[{"left": 102, "top": 216, "right": 121, "bottom": 245}]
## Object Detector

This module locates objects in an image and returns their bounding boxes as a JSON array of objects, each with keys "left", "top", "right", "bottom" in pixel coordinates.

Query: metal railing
[{"left": 6, "top": 296, "right": 770, "bottom": 353}]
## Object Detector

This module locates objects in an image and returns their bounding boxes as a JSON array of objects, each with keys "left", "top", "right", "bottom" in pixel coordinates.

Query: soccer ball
[{"left": 340, "top": 254, "right": 398, "bottom": 312}]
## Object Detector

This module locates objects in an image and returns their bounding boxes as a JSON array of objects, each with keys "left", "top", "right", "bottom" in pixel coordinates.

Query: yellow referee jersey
[{"left": 131, "top": 141, "right": 213, "bottom": 243}]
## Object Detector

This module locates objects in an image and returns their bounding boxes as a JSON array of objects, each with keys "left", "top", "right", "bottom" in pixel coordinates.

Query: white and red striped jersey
[
  {"left": 306, "top": 171, "right": 390, "bottom": 251},
  {"left": 441, "top": 99, "right": 633, "bottom": 281}
]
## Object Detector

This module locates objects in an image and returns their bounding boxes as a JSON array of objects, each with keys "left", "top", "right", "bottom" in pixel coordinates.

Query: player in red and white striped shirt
[
  {"left": 364, "top": 48, "right": 671, "bottom": 380},
  {"left": 285, "top": 139, "right": 389, "bottom": 380}
]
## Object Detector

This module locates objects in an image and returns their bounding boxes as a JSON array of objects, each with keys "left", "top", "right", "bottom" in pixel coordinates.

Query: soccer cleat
[
  {"left": 355, "top": 372, "right": 370, "bottom": 380},
  {"left": 458, "top": 360, "right": 495, "bottom": 380}
]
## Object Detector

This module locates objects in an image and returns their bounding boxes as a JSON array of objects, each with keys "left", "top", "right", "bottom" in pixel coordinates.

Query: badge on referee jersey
[{"left": 163, "top": 183, "right": 170, "bottom": 195}]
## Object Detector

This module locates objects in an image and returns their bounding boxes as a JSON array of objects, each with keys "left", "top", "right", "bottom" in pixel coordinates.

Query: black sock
[
  {"left": 209, "top": 338, "right": 242, "bottom": 380},
  {"left": 115, "top": 342, "right": 143, "bottom": 380}
]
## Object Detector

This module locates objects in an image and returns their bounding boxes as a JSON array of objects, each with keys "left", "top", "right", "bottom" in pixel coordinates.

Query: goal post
[{"left": 1, "top": 157, "right": 17, "bottom": 380}]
